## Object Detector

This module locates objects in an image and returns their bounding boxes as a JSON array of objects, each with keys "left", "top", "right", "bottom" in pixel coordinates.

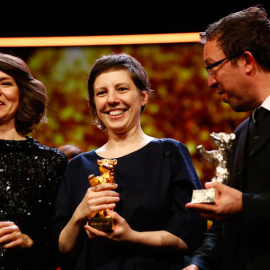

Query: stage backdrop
[{"left": 21, "top": 43, "right": 248, "bottom": 185}]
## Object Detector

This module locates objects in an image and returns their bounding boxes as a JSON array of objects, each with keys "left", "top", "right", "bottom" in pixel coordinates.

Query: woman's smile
[
  {"left": 94, "top": 70, "right": 147, "bottom": 134},
  {"left": 107, "top": 109, "right": 126, "bottom": 116}
]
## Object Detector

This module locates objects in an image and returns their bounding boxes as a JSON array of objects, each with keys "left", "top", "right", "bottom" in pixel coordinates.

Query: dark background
[{"left": 1, "top": 1, "right": 270, "bottom": 37}]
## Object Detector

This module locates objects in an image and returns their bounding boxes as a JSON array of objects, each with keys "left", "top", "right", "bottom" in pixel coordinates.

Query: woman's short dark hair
[
  {"left": 199, "top": 6, "right": 270, "bottom": 71},
  {"left": 0, "top": 53, "right": 46, "bottom": 135},
  {"left": 87, "top": 53, "right": 152, "bottom": 131}
]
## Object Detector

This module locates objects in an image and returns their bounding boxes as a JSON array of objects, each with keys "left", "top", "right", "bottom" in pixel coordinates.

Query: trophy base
[
  {"left": 88, "top": 216, "right": 114, "bottom": 231},
  {"left": 191, "top": 188, "right": 216, "bottom": 203}
]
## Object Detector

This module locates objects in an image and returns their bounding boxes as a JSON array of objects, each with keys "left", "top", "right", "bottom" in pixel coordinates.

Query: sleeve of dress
[
  {"left": 163, "top": 140, "right": 207, "bottom": 253},
  {"left": 28, "top": 149, "right": 68, "bottom": 269},
  {"left": 53, "top": 161, "right": 75, "bottom": 244}
]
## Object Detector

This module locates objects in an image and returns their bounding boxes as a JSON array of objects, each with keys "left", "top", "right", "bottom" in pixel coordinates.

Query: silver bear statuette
[
  {"left": 197, "top": 132, "right": 236, "bottom": 184},
  {"left": 191, "top": 132, "right": 236, "bottom": 203}
]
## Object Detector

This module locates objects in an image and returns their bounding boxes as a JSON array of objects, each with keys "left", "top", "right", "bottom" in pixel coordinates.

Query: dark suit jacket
[{"left": 190, "top": 113, "right": 270, "bottom": 270}]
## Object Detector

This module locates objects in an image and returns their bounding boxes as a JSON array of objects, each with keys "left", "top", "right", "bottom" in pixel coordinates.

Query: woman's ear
[{"left": 141, "top": 90, "right": 149, "bottom": 106}]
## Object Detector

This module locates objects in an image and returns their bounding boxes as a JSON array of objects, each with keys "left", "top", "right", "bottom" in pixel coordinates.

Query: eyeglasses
[{"left": 205, "top": 53, "right": 242, "bottom": 76}]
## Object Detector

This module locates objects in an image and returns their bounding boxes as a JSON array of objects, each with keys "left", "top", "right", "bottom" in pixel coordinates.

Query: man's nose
[{"left": 208, "top": 75, "right": 218, "bottom": 88}]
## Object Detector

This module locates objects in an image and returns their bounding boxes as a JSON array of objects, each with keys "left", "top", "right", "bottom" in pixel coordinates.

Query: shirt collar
[
  {"left": 260, "top": 95, "right": 270, "bottom": 111},
  {"left": 252, "top": 95, "right": 270, "bottom": 122}
]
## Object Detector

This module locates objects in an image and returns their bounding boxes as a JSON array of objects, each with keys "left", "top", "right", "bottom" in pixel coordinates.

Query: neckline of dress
[
  {"left": 94, "top": 138, "right": 157, "bottom": 160},
  {"left": 0, "top": 136, "right": 35, "bottom": 149}
]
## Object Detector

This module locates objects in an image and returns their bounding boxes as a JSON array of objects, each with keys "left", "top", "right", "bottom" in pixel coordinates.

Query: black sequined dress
[{"left": 0, "top": 137, "right": 67, "bottom": 270}]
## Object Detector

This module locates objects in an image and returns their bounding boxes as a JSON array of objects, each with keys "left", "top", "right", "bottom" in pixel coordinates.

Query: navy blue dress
[{"left": 54, "top": 138, "right": 206, "bottom": 269}]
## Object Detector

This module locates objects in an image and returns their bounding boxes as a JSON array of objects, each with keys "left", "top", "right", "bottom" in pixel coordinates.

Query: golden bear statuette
[{"left": 88, "top": 158, "right": 118, "bottom": 231}]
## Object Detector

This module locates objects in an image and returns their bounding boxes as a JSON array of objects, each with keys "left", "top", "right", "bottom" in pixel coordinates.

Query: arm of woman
[{"left": 59, "top": 184, "right": 119, "bottom": 263}]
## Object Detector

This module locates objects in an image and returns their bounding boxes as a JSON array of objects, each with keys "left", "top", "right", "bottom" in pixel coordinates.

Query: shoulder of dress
[
  {"left": 154, "top": 137, "right": 177, "bottom": 144},
  {"left": 31, "top": 139, "right": 68, "bottom": 162},
  {"left": 153, "top": 138, "right": 187, "bottom": 152},
  {"left": 68, "top": 149, "right": 97, "bottom": 164}
]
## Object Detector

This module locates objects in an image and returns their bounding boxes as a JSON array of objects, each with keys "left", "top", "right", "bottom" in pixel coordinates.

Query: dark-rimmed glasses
[{"left": 205, "top": 53, "right": 242, "bottom": 76}]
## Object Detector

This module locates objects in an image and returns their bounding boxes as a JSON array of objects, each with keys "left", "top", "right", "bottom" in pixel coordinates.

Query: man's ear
[{"left": 242, "top": 51, "right": 256, "bottom": 74}]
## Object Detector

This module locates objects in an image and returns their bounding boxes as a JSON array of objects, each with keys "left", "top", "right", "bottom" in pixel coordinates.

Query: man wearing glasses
[{"left": 183, "top": 5, "right": 270, "bottom": 270}]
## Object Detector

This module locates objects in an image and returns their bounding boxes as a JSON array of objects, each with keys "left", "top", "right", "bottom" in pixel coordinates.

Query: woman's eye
[
  {"left": 118, "top": 87, "right": 128, "bottom": 92},
  {"left": 96, "top": 90, "right": 106, "bottom": 96},
  {"left": 1, "top": 81, "right": 13, "bottom": 86}
]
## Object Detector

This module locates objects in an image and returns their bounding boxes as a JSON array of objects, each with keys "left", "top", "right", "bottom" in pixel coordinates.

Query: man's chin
[{"left": 229, "top": 103, "right": 247, "bottom": 113}]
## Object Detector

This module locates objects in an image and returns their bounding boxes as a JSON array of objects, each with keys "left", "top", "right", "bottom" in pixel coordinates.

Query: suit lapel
[
  {"left": 230, "top": 118, "right": 249, "bottom": 190},
  {"left": 249, "top": 112, "right": 270, "bottom": 156},
  {"left": 230, "top": 113, "right": 270, "bottom": 189}
]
